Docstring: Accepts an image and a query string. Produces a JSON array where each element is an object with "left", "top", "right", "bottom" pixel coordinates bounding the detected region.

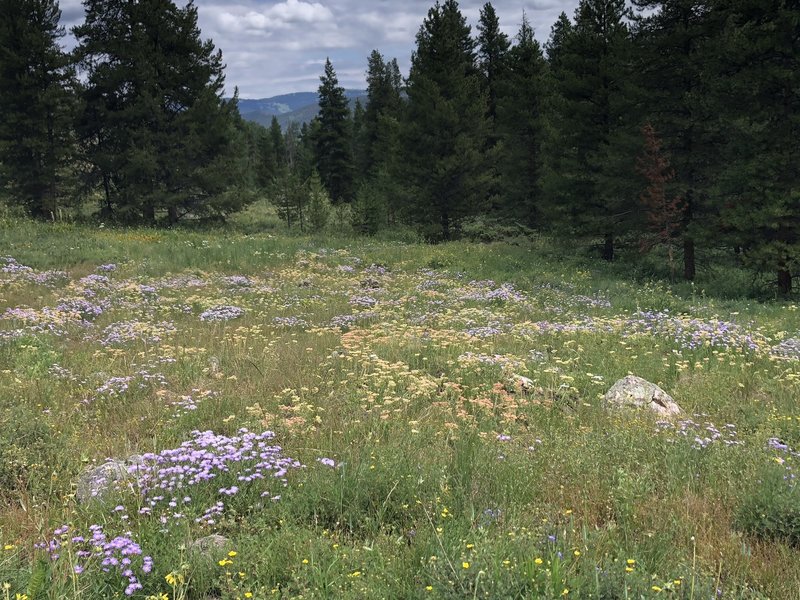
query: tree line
[{"left": 0, "top": 0, "right": 798, "bottom": 293}]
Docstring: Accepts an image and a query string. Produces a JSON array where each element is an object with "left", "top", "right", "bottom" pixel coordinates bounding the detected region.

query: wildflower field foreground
[{"left": 1, "top": 221, "right": 800, "bottom": 599}]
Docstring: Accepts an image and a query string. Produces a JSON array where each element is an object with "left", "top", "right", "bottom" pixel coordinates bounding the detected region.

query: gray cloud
[{"left": 59, "top": 0, "right": 580, "bottom": 98}]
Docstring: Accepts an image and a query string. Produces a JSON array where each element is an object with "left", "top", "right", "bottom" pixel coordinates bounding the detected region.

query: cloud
[
  {"left": 61, "top": 0, "right": 581, "bottom": 98},
  {"left": 215, "top": 0, "right": 334, "bottom": 33}
]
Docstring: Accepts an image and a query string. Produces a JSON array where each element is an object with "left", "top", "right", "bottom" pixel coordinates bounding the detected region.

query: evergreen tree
[
  {"left": 477, "top": 3, "right": 510, "bottom": 124},
  {"left": 632, "top": 0, "right": 717, "bottom": 280},
  {"left": 0, "top": 0, "right": 76, "bottom": 218},
  {"left": 315, "top": 58, "right": 354, "bottom": 204},
  {"left": 363, "top": 50, "right": 403, "bottom": 178},
  {"left": 361, "top": 50, "right": 404, "bottom": 225},
  {"left": 710, "top": 0, "right": 800, "bottom": 295},
  {"left": 542, "top": 0, "right": 634, "bottom": 260},
  {"left": 496, "top": 12, "right": 547, "bottom": 225},
  {"left": 73, "top": 0, "right": 245, "bottom": 223},
  {"left": 306, "top": 171, "right": 331, "bottom": 233},
  {"left": 636, "top": 122, "right": 686, "bottom": 280},
  {"left": 269, "top": 116, "right": 286, "bottom": 168},
  {"left": 352, "top": 98, "right": 367, "bottom": 183},
  {"left": 402, "top": 0, "right": 491, "bottom": 240}
]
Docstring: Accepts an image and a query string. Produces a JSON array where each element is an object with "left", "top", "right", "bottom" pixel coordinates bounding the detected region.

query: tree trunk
[
  {"left": 683, "top": 236, "right": 695, "bottom": 281},
  {"left": 601, "top": 232, "right": 614, "bottom": 261},
  {"left": 143, "top": 204, "right": 156, "bottom": 224},
  {"left": 168, "top": 205, "right": 179, "bottom": 224},
  {"left": 778, "top": 267, "right": 792, "bottom": 296},
  {"left": 441, "top": 211, "right": 450, "bottom": 241}
]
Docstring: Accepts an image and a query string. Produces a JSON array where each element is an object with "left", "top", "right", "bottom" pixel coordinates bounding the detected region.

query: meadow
[{"left": 1, "top": 215, "right": 799, "bottom": 599}]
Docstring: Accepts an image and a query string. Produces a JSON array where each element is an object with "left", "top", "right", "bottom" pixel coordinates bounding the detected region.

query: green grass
[{"left": 0, "top": 215, "right": 799, "bottom": 599}]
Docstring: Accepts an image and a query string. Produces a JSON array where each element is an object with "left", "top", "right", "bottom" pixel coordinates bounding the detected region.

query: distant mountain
[{"left": 236, "top": 90, "right": 367, "bottom": 128}]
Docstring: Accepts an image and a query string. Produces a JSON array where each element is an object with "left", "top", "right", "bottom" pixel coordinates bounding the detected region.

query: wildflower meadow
[{"left": 1, "top": 220, "right": 799, "bottom": 599}]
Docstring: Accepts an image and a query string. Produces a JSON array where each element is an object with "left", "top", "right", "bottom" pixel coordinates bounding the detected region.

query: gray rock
[
  {"left": 509, "top": 374, "right": 534, "bottom": 393},
  {"left": 604, "top": 376, "right": 682, "bottom": 417},
  {"left": 191, "top": 534, "right": 231, "bottom": 554},
  {"left": 75, "top": 460, "right": 131, "bottom": 504}
]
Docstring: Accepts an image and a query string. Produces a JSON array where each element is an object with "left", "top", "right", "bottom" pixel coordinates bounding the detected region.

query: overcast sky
[{"left": 58, "top": 0, "right": 580, "bottom": 99}]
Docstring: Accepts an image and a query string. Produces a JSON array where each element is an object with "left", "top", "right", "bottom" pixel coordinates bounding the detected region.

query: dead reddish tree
[{"left": 636, "top": 122, "right": 686, "bottom": 281}]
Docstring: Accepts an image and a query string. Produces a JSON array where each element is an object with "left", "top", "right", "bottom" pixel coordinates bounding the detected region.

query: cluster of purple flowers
[
  {"left": 37, "top": 524, "right": 153, "bottom": 596},
  {"left": 199, "top": 305, "right": 245, "bottom": 322},
  {"left": 465, "top": 322, "right": 510, "bottom": 338},
  {"left": 2, "top": 257, "right": 68, "bottom": 286},
  {"left": 459, "top": 281, "right": 526, "bottom": 303},
  {"left": 625, "top": 310, "right": 761, "bottom": 352},
  {"left": 364, "top": 264, "right": 389, "bottom": 276},
  {"left": 1, "top": 256, "right": 33, "bottom": 274},
  {"left": 97, "top": 263, "right": 117, "bottom": 272},
  {"left": 771, "top": 337, "right": 800, "bottom": 360},
  {"left": 458, "top": 352, "right": 525, "bottom": 371},
  {"left": 569, "top": 294, "right": 612, "bottom": 309},
  {"left": 170, "top": 389, "right": 217, "bottom": 418},
  {"left": 349, "top": 295, "right": 378, "bottom": 308},
  {"left": 92, "top": 368, "right": 167, "bottom": 402},
  {"left": 656, "top": 417, "right": 742, "bottom": 449},
  {"left": 56, "top": 297, "right": 107, "bottom": 321},
  {"left": 98, "top": 320, "right": 177, "bottom": 346},
  {"left": 79, "top": 273, "right": 111, "bottom": 288},
  {"left": 128, "top": 429, "right": 302, "bottom": 527},
  {"left": 767, "top": 438, "right": 798, "bottom": 487},
  {"left": 272, "top": 316, "right": 307, "bottom": 328},
  {"left": 223, "top": 275, "right": 252, "bottom": 287}
]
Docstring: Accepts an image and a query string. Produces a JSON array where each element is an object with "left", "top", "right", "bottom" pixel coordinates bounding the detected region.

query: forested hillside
[{"left": 0, "top": 0, "right": 798, "bottom": 294}]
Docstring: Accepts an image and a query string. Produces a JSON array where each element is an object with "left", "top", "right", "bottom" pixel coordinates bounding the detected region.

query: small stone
[
  {"left": 191, "top": 534, "right": 231, "bottom": 554},
  {"left": 509, "top": 374, "right": 534, "bottom": 393},
  {"left": 604, "top": 375, "right": 682, "bottom": 417}
]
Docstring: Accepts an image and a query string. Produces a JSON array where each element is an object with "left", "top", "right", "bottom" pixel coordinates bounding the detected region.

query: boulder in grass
[
  {"left": 604, "top": 376, "right": 682, "bottom": 417},
  {"left": 75, "top": 455, "right": 145, "bottom": 504}
]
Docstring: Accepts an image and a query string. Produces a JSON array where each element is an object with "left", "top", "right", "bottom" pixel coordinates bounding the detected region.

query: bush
[{"left": 735, "top": 461, "right": 800, "bottom": 547}]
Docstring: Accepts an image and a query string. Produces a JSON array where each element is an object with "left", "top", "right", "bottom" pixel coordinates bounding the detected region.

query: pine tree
[
  {"left": 477, "top": 3, "right": 510, "bottom": 124},
  {"left": 632, "top": 0, "right": 716, "bottom": 280},
  {"left": 269, "top": 116, "right": 286, "bottom": 168},
  {"left": 73, "top": 0, "right": 244, "bottom": 223},
  {"left": 496, "top": 12, "right": 547, "bottom": 225},
  {"left": 315, "top": 58, "right": 354, "bottom": 204},
  {"left": 636, "top": 122, "right": 686, "bottom": 280},
  {"left": 402, "top": 0, "right": 491, "bottom": 240},
  {"left": 0, "top": 0, "right": 76, "bottom": 218},
  {"left": 306, "top": 171, "right": 331, "bottom": 233},
  {"left": 352, "top": 98, "right": 367, "bottom": 183},
  {"left": 542, "top": 0, "right": 634, "bottom": 260},
  {"left": 710, "top": 0, "right": 800, "bottom": 295},
  {"left": 363, "top": 50, "right": 403, "bottom": 178}
]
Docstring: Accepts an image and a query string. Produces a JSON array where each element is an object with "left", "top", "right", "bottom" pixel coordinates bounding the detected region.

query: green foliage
[
  {"left": 477, "top": 2, "right": 510, "bottom": 124},
  {"left": 314, "top": 59, "right": 355, "bottom": 204},
  {"left": 0, "top": 0, "right": 76, "bottom": 218},
  {"left": 306, "top": 171, "right": 331, "bottom": 233},
  {"left": 73, "top": 0, "right": 246, "bottom": 223},
  {"left": 495, "top": 13, "right": 547, "bottom": 226},
  {"left": 351, "top": 182, "right": 386, "bottom": 236},
  {"left": 735, "top": 462, "right": 800, "bottom": 548},
  {"left": 543, "top": 0, "right": 637, "bottom": 262},
  {"left": 710, "top": 0, "right": 800, "bottom": 295},
  {"left": 401, "top": 0, "right": 493, "bottom": 241}
]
